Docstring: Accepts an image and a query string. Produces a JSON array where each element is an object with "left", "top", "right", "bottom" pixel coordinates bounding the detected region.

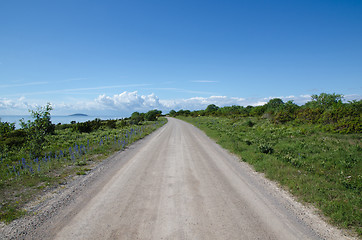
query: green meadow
[{"left": 175, "top": 93, "right": 361, "bottom": 236}]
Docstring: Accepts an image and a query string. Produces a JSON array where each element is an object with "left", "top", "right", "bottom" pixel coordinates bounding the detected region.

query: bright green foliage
[
  {"left": 20, "top": 103, "right": 55, "bottom": 157},
  {"left": 172, "top": 93, "right": 361, "bottom": 134},
  {"left": 308, "top": 93, "right": 343, "bottom": 109},
  {"left": 258, "top": 143, "right": 274, "bottom": 154}
]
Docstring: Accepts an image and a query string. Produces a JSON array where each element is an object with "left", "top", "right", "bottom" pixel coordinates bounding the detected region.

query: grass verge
[
  {"left": 0, "top": 118, "right": 167, "bottom": 223},
  {"left": 179, "top": 116, "right": 361, "bottom": 237}
]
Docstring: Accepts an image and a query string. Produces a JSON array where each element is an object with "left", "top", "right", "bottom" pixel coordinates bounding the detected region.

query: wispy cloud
[
  {"left": 57, "top": 78, "right": 88, "bottom": 83},
  {"left": 62, "top": 84, "right": 152, "bottom": 92},
  {"left": 191, "top": 80, "right": 218, "bottom": 83},
  {"left": 0, "top": 81, "right": 48, "bottom": 88},
  {"left": 4, "top": 84, "right": 152, "bottom": 97},
  {"left": 146, "top": 87, "right": 215, "bottom": 95}
]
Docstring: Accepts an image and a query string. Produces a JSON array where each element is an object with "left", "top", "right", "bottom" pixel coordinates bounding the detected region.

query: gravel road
[{"left": 1, "top": 118, "right": 354, "bottom": 239}]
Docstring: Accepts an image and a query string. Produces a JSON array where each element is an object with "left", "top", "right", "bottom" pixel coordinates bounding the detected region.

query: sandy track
[{"left": 1, "top": 118, "right": 354, "bottom": 239}]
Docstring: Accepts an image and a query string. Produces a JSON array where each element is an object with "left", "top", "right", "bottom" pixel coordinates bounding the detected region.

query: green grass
[
  {"left": 0, "top": 118, "right": 167, "bottom": 223},
  {"left": 179, "top": 116, "right": 361, "bottom": 236}
]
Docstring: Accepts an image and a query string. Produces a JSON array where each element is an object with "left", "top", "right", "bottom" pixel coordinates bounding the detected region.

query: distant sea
[{"left": 0, "top": 115, "right": 126, "bottom": 129}]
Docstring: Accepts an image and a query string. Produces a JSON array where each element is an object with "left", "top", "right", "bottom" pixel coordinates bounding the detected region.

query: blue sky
[{"left": 1, "top": 0, "right": 361, "bottom": 116}]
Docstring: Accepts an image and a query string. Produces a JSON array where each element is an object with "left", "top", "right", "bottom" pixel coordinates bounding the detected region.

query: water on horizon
[{"left": 0, "top": 115, "right": 126, "bottom": 129}]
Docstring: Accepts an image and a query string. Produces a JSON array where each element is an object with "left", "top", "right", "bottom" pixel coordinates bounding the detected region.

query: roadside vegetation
[
  {"left": 0, "top": 105, "right": 166, "bottom": 223},
  {"left": 172, "top": 93, "right": 361, "bottom": 236}
]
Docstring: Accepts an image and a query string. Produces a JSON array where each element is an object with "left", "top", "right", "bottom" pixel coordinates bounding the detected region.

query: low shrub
[{"left": 258, "top": 143, "right": 274, "bottom": 154}]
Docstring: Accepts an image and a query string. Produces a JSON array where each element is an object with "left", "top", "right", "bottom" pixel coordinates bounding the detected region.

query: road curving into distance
[{"left": 19, "top": 117, "right": 352, "bottom": 239}]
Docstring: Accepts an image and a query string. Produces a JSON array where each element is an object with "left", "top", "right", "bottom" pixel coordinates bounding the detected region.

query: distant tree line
[
  {"left": 129, "top": 109, "right": 163, "bottom": 125},
  {"left": 168, "top": 93, "right": 361, "bottom": 134}
]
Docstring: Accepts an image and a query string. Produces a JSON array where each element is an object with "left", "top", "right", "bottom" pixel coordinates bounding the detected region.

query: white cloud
[
  {"left": 0, "top": 97, "right": 37, "bottom": 115},
  {"left": 1, "top": 92, "right": 361, "bottom": 116},
  {"left": 95, "top": 91, "right": 162, "bottom": 111},
  {"left": 262, "top": 95, "right": 311, "bottom": 105},
  {"left": 160, "top": 95, "right": 248, "bottom": 111}
]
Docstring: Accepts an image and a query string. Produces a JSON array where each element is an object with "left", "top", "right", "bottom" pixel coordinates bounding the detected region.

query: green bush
[
  {"left": 72, "top": 121, "right": 92, "bottom": 133},
  {"left": 258, "top": 143, "right": 274, "bottom": 154},
  {"left": 72, "top": 118, "right": 102, "bottom": 133},
  {"left": 245, "top": 120, "right": 255, "bottom": 127},
  {"left": 0, "top": 129, "right": 27, "bottom": 149},
  {"left": 131, "top": 112, "right": 143, "bottom": 125},
  {"left": 19, "top": 103, "right": 55, "bottom": 157},
  {"left": 0, "top": 121, "right": 15, "bottom": 135},
  {"left": 296, "top": 107, "right": 324, "bottom": 124},
  {"left": 273, "top": 110, "right": 295, "bottom": 124},
  {"left": 145, "top": 110, "right": 162, "bottom": 121},
  {"left": 105, "top": 119, "right": 117, "bottom": 129}
]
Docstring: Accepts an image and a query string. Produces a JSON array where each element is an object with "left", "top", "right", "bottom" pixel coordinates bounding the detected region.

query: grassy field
[
  {"left": 0, "top": 117, "right": 167, "bottom": 223},
  {"left": 179, "top": 116, "right": 361, "bottom": 236}
]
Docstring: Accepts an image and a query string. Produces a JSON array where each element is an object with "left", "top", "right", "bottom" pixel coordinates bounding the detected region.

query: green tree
[
  {"left": 130, "top": 112, "right": 143, "bottom": 125},
  {"left": 205, "top": 104, "right": 219, "bottom": 113},
  {"left": 308, "top": 93, "right": 343, "bottom": 109},
  {"left": 169, "top": 110, "right": 176, "bottom": 117},
  {"left": 145, "top": 110, "right": 162, "bottom": 121},
  {"left": 177, "top": 109, "right": 191, "bottom": 116},
  {"left": 265, "top": 98, "right": 284, "bottom": 112},
  {"left": 20, "top": 103, "right": 55, "bottom": 157}
]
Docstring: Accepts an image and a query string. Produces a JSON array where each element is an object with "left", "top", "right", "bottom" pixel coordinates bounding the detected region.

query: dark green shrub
[
  {"left": 0, "top": 129, "right": 27, "bottom": 149},
  {"left": 119, "top": 119, "right": 127, "bottom": 127},
  {"left": 131, "top": 112, "right": 143, "bottom": 125},
  {"left": 145, "top": 110, "right": 162, "bottom": 121},
  {"left": 105, "top": 119, "right": 117, "bottom": 129},
  {"left": 258, "top": 143, "right": 274, "bottom": 154},
  {"left": 0, "top": 121, "right": 15, "bottom": 135},
  {"left": 169, "top": 110, "right": 176, "bottom": 116},
  {"left": 72, "top": 118, "right": 102, "bottom": 133},
  {"left": 250, "top": 105, "right": 266, "bottom": 116},
  {"left": 296, "top": 107, "right": 324, "bottom": 123},
  {"left": 245, "top": 120, "right": 255, "bottom": 127},
  {"left": 205, "top": 104, "right": 219, "bottom": 114},
  {"left": 176, "top": 109, "right": 191, "bottom": 116},
  {"left": 72, "top": 121, "right": 92, "bottom": 133},
  {"left": 273, "top": 110, "right": 295, "bottom": 124},
  {"left": 265, "top": 98, "right": 284, "bottom": 113}
]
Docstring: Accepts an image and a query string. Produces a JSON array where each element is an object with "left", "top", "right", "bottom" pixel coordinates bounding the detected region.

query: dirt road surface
[{"left": 1, "top": 118, "right": 354, "bottom": 239}]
